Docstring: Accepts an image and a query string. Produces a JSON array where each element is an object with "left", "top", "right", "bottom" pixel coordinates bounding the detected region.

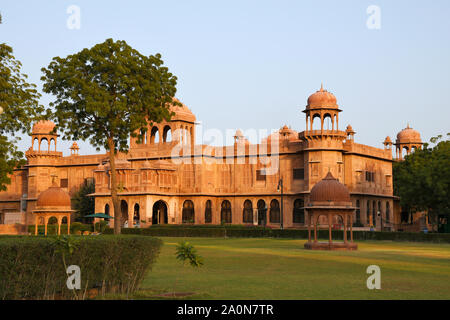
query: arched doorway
[
  {"left": 257, "top": 200, "right": 267, "bottom": 226},
  {"left": 182, "top": 200, "right": 195, "bottom": 224},
  {"left": 152, "top": 200, "right": 168, "bottom": 224},
  {"left": 293, "top": 199, "right": 305, "bottom": 224},
  {"left": 243, "top": 200, "right": 253, "bottom": 224},
  {"left": 205, "top": 200, "right": 212, "bottom": 223},
  {"left": 269, "top": 199, "right": 280, "bottom": 223},
  {"left": 221, "top": 200, "right": 232, "bottom": 224},
  {"left": 133, "top": 204, "right": 140, "bottom": 227},
  {"left": 120, "top": 200, "right": 128, "bottom": 227}
]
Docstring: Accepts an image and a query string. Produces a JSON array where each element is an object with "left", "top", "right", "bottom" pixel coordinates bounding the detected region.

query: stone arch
[
  {"left": 152, "top": 200, "right": 168, "bottom": 224},
  {"left": 269, "top": 199, "right": 280, "bottom": 223},
  {"left": 221, "top": 200, "right": 232, "bottom": 224},
  {"left": 33, "top": 138, "right": 39, "bottom": 151},
  {"left": 163, "top": 125, "right": 172, "bottom": 142},
  {"left": 49, "top": 138, "right": 56, "bottom": 152},
  {"left": 150, "top": 126, "right": 160, "bottom": 144},
  {"left": 205, "top": 200, "right": 212, "bottom": 223},
  {"left": 257, "top": 199, "right": 267, "bottom": 225},
  {"left": 120, "top": 200, "right": 128, "bottom": 227},
  {"left": 40, "top": 138, "right": 49, "bottom": 151},
  {"left": 242, "top": 199, "right": 253, "bottom": 223},
  {"left": 293, "top": 198, "right": 305, "bottom": 224},
  {"left": 133, "top": 203, "right": 140, "bottom": 226},
  {"left": 323, "top": 113, "right": 333, "bottom": 130},
  {"left": 311, "top": 113, "right": 321, "bottom": 130},
  {"left": 182, "top": 200, "right": 195, "bottom": 223}
]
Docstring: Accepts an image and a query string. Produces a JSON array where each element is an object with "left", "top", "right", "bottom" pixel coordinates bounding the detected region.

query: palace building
[{"left": 0, "top": 86, "right": 423, "bottom": 232}]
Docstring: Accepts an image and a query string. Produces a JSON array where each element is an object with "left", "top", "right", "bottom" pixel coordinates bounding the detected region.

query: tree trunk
[{"left": 108, "top": 137, "right": 121, "bottom": 235}]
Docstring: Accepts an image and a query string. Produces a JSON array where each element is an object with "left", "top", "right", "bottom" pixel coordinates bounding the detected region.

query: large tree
[
  {"left": 0, "top": 43, "right": 42, "bottom": 191},
  {"left": 393, "top": 134, "right": 450, "bottom": 231},
  {"left": 41, "top": 38, "right": 178, "bottom": 234},
  {"left": 72, "top": 180, "right": 95, "bottom": 223}
]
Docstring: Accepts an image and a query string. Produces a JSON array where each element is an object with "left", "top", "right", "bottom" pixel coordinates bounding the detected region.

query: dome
[
  {"left": 36, "top": 183, "right": 71, "bottom": 208},
  {"left": 310, "top": 172, "right": 351, "bottom": 203},
  {"left": 170, "top": 98, "right": 196, "bottom": 123},
  {"left": 396, "top": 124, "right": 422, "bottom": 143},
  {"left": 32, "top": 120, "right": 56, "bottom": 135},
  {"left": 384, "top": 136, "right": 392, "bottom": 144},
  {"left": 70, "top": 142, "right": 79, "bottom": 150},
  {"left": 306, "top": 84, "right": 338, "bottom": 109},
  {"left": 265, "top": 125, "right": 298, "bottom": 142}
]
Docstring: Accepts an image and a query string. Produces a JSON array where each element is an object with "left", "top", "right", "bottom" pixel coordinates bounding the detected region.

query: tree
[
  {"left": 72, "top": 180, "right": 95, "bottom": 223},
  {"left": 173, "top": 241, "right": 203, "bottom": 296},
  {"left": 0, "top": 43, "right": 42, "bottom": 191},
  {"left": 393, "top": 134, "right": 450, "bottom": 231},
  {"left": 41, "top": 38, "right": 178, "bottom": 234}
]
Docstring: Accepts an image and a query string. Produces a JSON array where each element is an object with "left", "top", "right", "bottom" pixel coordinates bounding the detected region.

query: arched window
[
  {"left": 386, "top": 202, "right": 390, "bottom": 223},
  {"left": 293, "top": 199, "right": 304, "bottom": 224},
  {"left": 243, "top": 200, "right": 253, "bottom": 223},
  {"left": 163, "top": 125, "right": 172, "bottom": 143},
  {"left": 40, "top": 138, "right": 49, "bottom": 151},
  {"left": 355, "top": 200, "right": 361, "bottom": 224},
  {"left": 221, "top": 200, "right": 232, "bottom": 224},
  {"left": 269, "top": 199, "right": 280, "bottom": 223},
  {"left": 205, "top": 200, "right": 212, "bottom": 223},
  {"left": 182, "top": 200, "right": 195, "bottom": 223},
  {"left": 49, "top": 139, "right": 56, "bottom": 151},
  {"left": 104, "top": 204, "right": 110, "bottom": 222},
  {"left": 150, "top": 126, "right": 159, "bottom": 144},
  {"left": 312, "top": 113, "right": 321, "bottom": 130},
  {"left": 366, "top": 201, "right": 370, "bottom": 225}
]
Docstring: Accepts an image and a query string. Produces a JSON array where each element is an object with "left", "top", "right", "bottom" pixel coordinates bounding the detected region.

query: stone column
[
  {"left": 344, "top": 214, "right": 348, "bottom": 243},
  {"left": 328, "top": 213, "right": 332, "bottom": 244}
]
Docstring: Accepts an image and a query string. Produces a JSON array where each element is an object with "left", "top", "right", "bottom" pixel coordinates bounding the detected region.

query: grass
[{"left": 130, "top": 237, "right": 450, "bottom": 300}]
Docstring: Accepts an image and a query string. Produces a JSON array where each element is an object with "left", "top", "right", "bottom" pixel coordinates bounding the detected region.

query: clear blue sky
[{"left": 1, "top": 0, "right": 449, "bottom": 155}]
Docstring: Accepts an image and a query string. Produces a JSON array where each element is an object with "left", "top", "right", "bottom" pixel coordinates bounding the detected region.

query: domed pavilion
[
  {"left": 304, "top": 172, "right": 357, "bottom": 250},
  {"left": 32, "top": 179, "right": 74, "bottom": 235}
]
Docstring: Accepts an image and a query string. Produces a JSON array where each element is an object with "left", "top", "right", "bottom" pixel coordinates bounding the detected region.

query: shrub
[
  {"left": 28, "top": 223, "right": 93, "bottom": 235},
  {"left": 105, "top": 225, "right": 450, "bottom": 243},
  {"left": 0, "top": 235, "right": 163, "bottom": 300}
]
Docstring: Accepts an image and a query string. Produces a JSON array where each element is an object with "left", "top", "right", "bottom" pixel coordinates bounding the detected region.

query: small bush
[
  {"left": 28, "top": 223, "right": 93, "bottom": 235},
  {"left": 0, "top": 235, "right": 163, "bottom": 300}
]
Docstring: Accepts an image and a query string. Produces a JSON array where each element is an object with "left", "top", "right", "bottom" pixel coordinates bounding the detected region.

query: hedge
[
  {"left": 0, "top": 235, "right": 162, "bottom": 300},
  {"left": 106, "top": 226, "right": 450, "bottom": 243}
]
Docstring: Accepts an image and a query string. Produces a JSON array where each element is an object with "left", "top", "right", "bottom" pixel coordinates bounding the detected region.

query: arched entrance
[
  {"left": 120, "top": 200, "right": 128, "bottom": 227},
  {"left": 257, "top": 200, "right": 267, "bottom": 226},
  {"left": 152, "top": 200, "right": 168, "bottom": 224},
  {"left": 182, "top": 200, "right": 195, "bottom": 224},
  {"left": 133, "top": 204, "right": 140, "bottom": 227}
]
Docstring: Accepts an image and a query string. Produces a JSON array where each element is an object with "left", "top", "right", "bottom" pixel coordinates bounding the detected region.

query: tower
[
  {"left": 394, "top": 124, "right": 423, "bottom": 160},
  {"left": 300, "top": 85, "right": 347, "bottom": 187}
]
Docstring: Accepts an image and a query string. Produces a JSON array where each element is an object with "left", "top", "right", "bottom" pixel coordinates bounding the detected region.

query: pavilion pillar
[
  {"left": 307, "top": 211, "right": 311, "bottom": 242},
  {"left": 44, "top": 217, "right": 48, "bottom": 236},
  {"left": 344, "top": 214, "right": 348, "bottom": 243},
  {"left": 328, "top": 213, "right": 332, "bottom": 244},
  {"left": 67, "top": 215, "right": 71, "bottom": 235},
  {"left": 313, "top": 213, "right": 317, "bottom": 243},
  {"left": 58, "top": 218, "right": 61, "bottom": 236},
  {"left": 350, "top": 215, "right": 353, "bottom": 242},
  {"left": 35, "top": 215, "right": 38, "bottom": 236}
]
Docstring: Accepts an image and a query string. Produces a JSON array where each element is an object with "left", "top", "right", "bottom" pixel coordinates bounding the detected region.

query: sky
[{"left": 1, "top": 0, "right": 449, "bottom": 156}]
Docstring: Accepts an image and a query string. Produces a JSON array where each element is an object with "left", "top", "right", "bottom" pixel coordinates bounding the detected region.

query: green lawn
[{"left": 133, "top": 237, "right": 450, "bottom": 300}]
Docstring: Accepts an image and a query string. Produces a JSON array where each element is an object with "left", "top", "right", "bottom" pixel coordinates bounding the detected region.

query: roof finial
[
  {"left": 407, "top": 122, "right": 410, "bottom": 129},
  {"left": 320, "top": 83, "right": 324, "bottom": 91}
]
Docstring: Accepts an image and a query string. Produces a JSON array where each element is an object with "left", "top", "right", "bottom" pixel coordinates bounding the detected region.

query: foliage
[
  {"left": 40, "top": 38, "right": 179, "bottom": 234},
  {"left": 175, "top": 241, "right": 204, "bottom": 268},
  {"left": 94, "top": 220, "right": 109, "bottom": 233},
  {"left": 72, "top": 180, "right": 95, "bottom": 222},
  {"left": 0, "top": 235, "right": 162, "bottom": 299},
  {"left": 110, "top": 226, "right": 450, "bottom": 243},
  {"left": 0, "top": 43, "right": 43, "bottom": 191},
  {"left": 394, "top": 134, "right": 450, "bottom": 230}
]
